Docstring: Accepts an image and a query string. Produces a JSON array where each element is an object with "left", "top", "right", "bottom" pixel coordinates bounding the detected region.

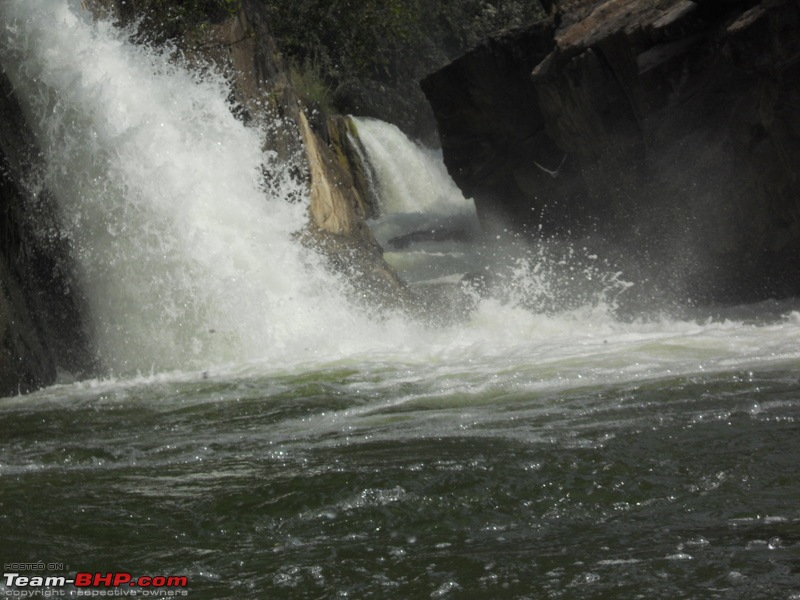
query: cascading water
[
  {"left": 352, "top": 117, "right": 482, "bottom": 285},
  {"left": 1, "top": 2, "right": 799, "bottom": 599},
  {"left": 0, "top": 0, "right": 375, "bottom": 374},
  {"left": 352, "top": 117, "right": 475, "bottom": 219},
  {"left": 353, "top": 116, "right": 636, "bottom": 314}
]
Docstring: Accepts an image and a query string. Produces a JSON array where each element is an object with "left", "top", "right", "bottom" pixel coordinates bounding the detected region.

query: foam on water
[{"left": 0, "top": 0, "right": 799, "bottom": 390}]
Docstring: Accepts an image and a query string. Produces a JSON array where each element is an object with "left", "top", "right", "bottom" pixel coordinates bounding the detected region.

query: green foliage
[
  {"left": 289, "top": 59, "right": 335, "bottom": 116},
  {"left": 261, "top": 0, "right": 420, "bottom": 83},
  {"left": 261, "top": 0, "right": 544, "bottom": 80},
  {"left": 259, "top": 0, "right": 545, "bottom": 132}
]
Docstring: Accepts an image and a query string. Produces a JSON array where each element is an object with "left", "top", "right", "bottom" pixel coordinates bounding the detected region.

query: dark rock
[
  {"left": 423, "top": 0, "right": 800, "bottom": 303},
  {"left": 0, "top": 72, "right": 96, "bottom": 395},
  {"left": 421, "top": 21, "right": 571, "bottom": 234},
  {"left": 333, "top": 77, "right": 438, "bottom": 145},
  {"left": 649, "top": 1, "right": 702, "bottom": 42}
]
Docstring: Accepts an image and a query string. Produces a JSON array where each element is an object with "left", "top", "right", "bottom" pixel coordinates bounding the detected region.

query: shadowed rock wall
[
  {"left": 423, "top": 0, "right": 800, "bottom": 303},
  {"left": 0, "top": 72, "right": 95, "bottom": 395}
]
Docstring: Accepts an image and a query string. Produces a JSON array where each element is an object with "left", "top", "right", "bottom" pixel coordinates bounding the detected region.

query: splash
[
  {"left": 0, "top": 0, "right": 797, "bottom": 387},
  {"left": 353, "top": 116, "right": 632, "bottom": 313},
  {"left": 0, "top": 0, "right": 364, "bottom": 373}
]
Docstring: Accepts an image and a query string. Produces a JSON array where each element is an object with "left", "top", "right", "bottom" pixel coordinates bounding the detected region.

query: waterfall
[
  {"left": 0, "top": 0, "right": 369, "bottom": 373},
  {"left": 352, "top": 118, "right": 476, "bottom": 218},
  {"left": 1, "top": 0, "right": 763, "bottom": 387},
  {"left": 352, "top": 117, "right": 482, "bottom": 284}
]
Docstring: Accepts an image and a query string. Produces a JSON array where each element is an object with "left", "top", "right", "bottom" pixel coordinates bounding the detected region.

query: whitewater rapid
[{"left": 0, "top": 0, "right": 799, "bottom": 391}]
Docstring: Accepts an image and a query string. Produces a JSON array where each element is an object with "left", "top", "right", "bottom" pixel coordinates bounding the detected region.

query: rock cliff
[{"left": 422, "top": 0, "right": 800, "bottom": 303}]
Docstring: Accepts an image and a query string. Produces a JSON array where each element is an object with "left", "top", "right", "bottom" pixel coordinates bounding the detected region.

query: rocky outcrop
[
  {"left": 296, "top": 110, "right": 414, "bottom": 309},
  {"left": 422, "top": 21, "right": 560, "bottom": 232},
  {"left": 325, "top": 115, "right": 380, "bottom": 221},
  {"left": 422, "top": 0, "right": 800, "bottom": 303},
  {"left": 190, "top": 0, "right": 411, "bottom": 307}
]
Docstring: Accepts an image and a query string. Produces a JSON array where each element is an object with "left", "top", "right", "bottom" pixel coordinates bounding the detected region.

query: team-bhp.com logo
[{"left": 3, "top": 571, "right": 189, "bottom": 597}]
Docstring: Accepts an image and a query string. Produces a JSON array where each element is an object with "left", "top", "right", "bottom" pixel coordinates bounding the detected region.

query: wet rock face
[
  {"left": 423, "top": 0, "right": 800, "bottom": 303},
  {"left": 421, "top": 22, "right": 560, "bottom": 234},
  {"left": 0, "top": 73, "right": 96, "bottom": 395}
]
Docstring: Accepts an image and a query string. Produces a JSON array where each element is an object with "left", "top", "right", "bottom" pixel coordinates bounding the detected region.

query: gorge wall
[{"left": 422, "top": 0, "right": 800, "bottom": 303}]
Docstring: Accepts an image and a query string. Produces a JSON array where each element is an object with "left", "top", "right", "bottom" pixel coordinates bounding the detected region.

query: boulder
[{"left": 422, "top": 0, "right": 800, "bottom": 303}]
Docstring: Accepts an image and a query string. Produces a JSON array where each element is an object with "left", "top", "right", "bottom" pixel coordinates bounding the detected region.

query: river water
[
  {"left": 1, "top": 2, "right": 799, "bottom": 599},
  {"left": 3, "top": 319, "right": 800, "bottom": 599}
]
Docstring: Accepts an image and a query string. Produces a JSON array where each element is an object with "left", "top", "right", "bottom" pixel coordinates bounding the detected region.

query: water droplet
[
  {"left": 684, "top": 536, "right": 710, "bottom": 547},
  {"left": 431, "top": 581, "right": 461, "bottom": 598}
]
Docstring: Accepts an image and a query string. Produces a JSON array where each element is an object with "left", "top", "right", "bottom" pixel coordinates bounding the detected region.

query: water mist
[{"left": 0, "top": 0, "right": 369, "bottom": 374}]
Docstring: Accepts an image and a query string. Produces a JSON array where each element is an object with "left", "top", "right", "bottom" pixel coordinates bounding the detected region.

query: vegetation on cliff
[
  {"left": 106, "top": 0, "right": 241, "bottom": 43},
  {"left": 260, "top": 0, "right": 545, "bottom": 137}
]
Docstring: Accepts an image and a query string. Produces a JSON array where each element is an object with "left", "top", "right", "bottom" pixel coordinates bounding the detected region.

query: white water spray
[
  {"left": 0, "top": 0, "right": 367, "bottom": 373},
  {"left": 353, "top": 118, "right": 475, "bottom": 218},
  {"left": 1, "top": 0, "right": 798, "bottom": 388}
]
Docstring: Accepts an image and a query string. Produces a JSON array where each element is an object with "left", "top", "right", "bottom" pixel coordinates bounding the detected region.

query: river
[{"left": 1, "top": 2, "right": 799, "bottom": 599}]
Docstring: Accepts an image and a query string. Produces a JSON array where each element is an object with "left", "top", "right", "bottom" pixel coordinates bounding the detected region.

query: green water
[
  {"left": 0, "top": 3, "right": 799, "bottom": 598},
  {"left": 2, "top": 360, "right": 799, "bottom": 599}
]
